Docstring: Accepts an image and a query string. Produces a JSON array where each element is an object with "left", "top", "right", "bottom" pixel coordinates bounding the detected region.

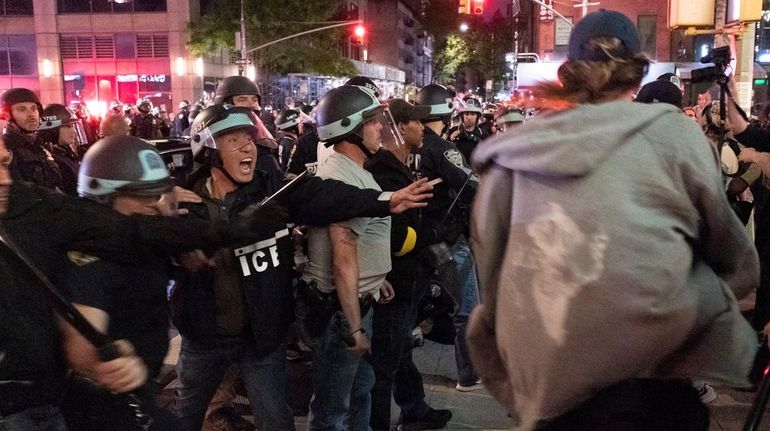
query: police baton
[
  {"left": 0, "top": 226, "right": 154, "bottom": 430},
  {"left": 258, "top": 169, "right": 310, "bottom": 208}
]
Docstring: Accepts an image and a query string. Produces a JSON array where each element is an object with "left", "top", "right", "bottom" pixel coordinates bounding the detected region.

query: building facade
[{"left": 0, "top": 0, "right": 433, "bottom": 116}]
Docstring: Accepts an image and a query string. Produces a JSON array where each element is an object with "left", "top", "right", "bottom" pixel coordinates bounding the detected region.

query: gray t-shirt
[{"left": 302, "top": 151, "right": 392, "bottom": 296}]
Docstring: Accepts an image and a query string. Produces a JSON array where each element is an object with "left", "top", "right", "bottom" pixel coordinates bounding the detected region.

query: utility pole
[{"left": 237, "top": 0, "right": 248, "bottom": 77}]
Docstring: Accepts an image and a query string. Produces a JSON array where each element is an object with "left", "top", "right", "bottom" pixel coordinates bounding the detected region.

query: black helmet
[
  {"left": 345, "top": 76, "right": 382, "bottom": 100},
  {"left": 315, "top": 85, "right": 381, "bottom": 144},
  {"left": 137, "top": 98, "right": 153, "bottom": 113},
  {"left": 214, "top": 76, "right": 260, "bottom": 105},
  {"left": 0, "top": 88, "right": 42, "bottom": 117},
  {"left": 78, "top": 135, "right": 172, "bottom": 202},
  {"left": 415, "top": 84, "right": 454, "bottom": 120},
  {"left": 188, "top": 102, "right": 204, "bottom": 123},
  {"left": 39, "top": 104, "right": 78, "bottom": 130},
  {"left": 190, "top": 104, "right": 276, "bottom": 164},
  {"left": 275, "top": 109, "right": 301, "bottom": 131}
]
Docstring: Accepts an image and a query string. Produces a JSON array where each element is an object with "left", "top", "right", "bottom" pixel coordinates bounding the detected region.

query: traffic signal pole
[{"left": 244, "top": 20, "right": 363, "bottom": 54}]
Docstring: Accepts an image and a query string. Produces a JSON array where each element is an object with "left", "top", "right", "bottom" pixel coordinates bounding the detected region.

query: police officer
[
  {"left": 286, "top": 107, "right": 320, "bottom": 176},
  {"left": 0, "top": 133, "right": 279, "bottom": 431},
  {"left": 37, "top": 104, "right": 87, "bottom": 195},
  {"left": 345, "top": 75, "right": 383, "bottom": 100},
  {"left": 275, "top": 109, "right": 303, "bottom": 172},
  {"left": 496, "top": 105, "right": 526, "bottom": 133},
  {"left": 0, "top": 88, "right": 63, "bottom": 191},
  {"left": 59, "top": 136, "right": 184, "bottom": 430},
  {"left": 412, "top": 83, "right": 483, "bottom": 393},
  {"left": 447, "top": 97, "right": 486, "bottom": 163},
  {"left": 180, "top": 102, "right": 203, "bottom": 137},
  {"left": 214, "top": 75, "right": 282, "bottom": 181},
  {"left": 479, "top": 103, "right": 498, "bottom": 137},
  {"left": 171, "top": 104, "right": 432, "bottom": 431},
  {"left": 171, "top": 100, "right": 190, "bottom": 137},
  {"left": 129, "top": 98, "right": 162, "bottom": 140}
]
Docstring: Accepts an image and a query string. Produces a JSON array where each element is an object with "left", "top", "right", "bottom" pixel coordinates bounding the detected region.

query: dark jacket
[
  {"left": 409, "top": 127, "right": 477, "bottom": 223},
  {"left": 287, "top": 127, "right": 319, "bottom": 176},
  {"left": 172, "top": 168, "right": 393, "bottom": 357},
  {"left": 0, "top": 183, "right": 236, "bottom": 410},
  {"left": 277, "top": 133, "right": 297, "bottom": 173},
  {"left": 5, "top": 124, "right": 62, "bottom": 191},
  {"left": 365, "top": 150, "right": 442, "bottom": 299},
  {"left": 448, "top": 124, "right": 486, "bottom": 164},
  {"left": 50, "top": 145, "right": 80, "bottom": 196}
]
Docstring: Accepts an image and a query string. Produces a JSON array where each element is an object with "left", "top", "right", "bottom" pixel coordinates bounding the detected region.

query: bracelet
[{"left": 349, "top": 327, "right": 365, "bottom": 337}]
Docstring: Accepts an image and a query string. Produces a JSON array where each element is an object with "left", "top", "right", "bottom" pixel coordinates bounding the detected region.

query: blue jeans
[
  {"left": 437, "top": 235, "right": 480, "bottom": 386},
  {"left": 174, "top": 336, "right": 295, "bottom": 431},
  {"left": 307, "top": 309, "right": 375, "bottom": 431},
  {"left": 0, "top": 405, "right": 67, "bottom": 431}
]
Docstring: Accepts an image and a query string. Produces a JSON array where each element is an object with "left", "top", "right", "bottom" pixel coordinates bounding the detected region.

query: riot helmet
[
  {"left": 497, "top": 105, "right": 526, "bottom": 131},
  {"left": 461, "top": 97, "right": 483, "bottom": 114},
  {"left": 136, "top": 98, "right": 153, "bottom": 114},
  {"left": 109, "top": 99, "right": 123, "bottom": 115},
  {"left": 190, "top": 104, "right": 276, "bottom": 162},
  {"left": 0, "top": 88, "right": 42, "bottom": 118},
  {"left": 345, "top": 75, "right": 382, "bottom": 100},
  {"left": 214, "top": 76, "right": 260, "bottom": 105},
  {"left": 188, "top": 102, "right": 204, "bottom": 124},
  {"left": 415, "top": 84, "right": 454, "bottom": 122},
  {"left": 179, "top": 100, "right": 191, "bottom": 110},
  {"left": 275, "top": 109, "right": 301, "bottom": 132},
  {"left": 38, "top": 103, "right": 88, "bottom": 148},
  {"left": 78, "top": 135, "right": 172, "bottom": 204},
  {"left": 315, "top": 85, "right": 404, "bottom": 155}
]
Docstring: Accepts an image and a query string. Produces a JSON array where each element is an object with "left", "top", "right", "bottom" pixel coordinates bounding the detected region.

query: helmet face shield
[
  {"left": 73, "top": 121, "right": 88, "bottom": 147},
  {"left": 361, "top": 105, "right": 404, "bottom": 154},
  {"left": 193, "top": 107, "right": 277, "bottom": 157}
]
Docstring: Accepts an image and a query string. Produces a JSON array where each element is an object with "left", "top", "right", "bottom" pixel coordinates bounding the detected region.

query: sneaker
[
  {"left": 697, "top": 382, "right": 717, "bottom": 404},
  {"left": 398, "top": 407, "right": 453, "bottom": 430},
  {"left": 456, "top": 380, "right": 484, "bottom": 392}
]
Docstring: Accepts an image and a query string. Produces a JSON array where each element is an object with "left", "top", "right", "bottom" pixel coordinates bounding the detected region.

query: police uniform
[
  {"left": 408, "top": 127, "right": 477, "bottom": 220},
  {"left": 4, "top": 125, "right": 62, "bottom": 191},
  {"left": 50, "top": 145, "right": 79, "bottom": 196},
  {"left": 277, "top": 132, "right": 298, "bottom": 172},
  {"left": 130, "top": 112, "right": 162, "bottom": 140},
  {"left": 447, "top": 124, "right": 486, "bottom": 165},
  {"left": 287, "top": 127, "right": 319, "bottom": 176},
  {"left": 171, "top": 110, "right": 190, "bottom": 137}
]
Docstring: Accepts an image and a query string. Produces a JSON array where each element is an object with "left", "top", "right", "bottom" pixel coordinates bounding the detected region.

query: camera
[{"left": 691, "top": 46, "right": 732, "bottom": 84}]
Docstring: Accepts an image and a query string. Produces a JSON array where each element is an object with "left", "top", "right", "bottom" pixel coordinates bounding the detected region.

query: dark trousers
[
  {"left": 370, "top": 272, "right": 431, "bottom": 430},
  {"left": 537, "top": 379, "right": 709, "bottom": 431}
]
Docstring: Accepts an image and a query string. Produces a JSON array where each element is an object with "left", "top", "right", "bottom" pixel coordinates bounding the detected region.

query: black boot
[{"left": 398, "top": 407, "right": 453, "bottom": 430}]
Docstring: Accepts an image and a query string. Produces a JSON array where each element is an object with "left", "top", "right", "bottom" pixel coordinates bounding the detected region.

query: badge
[
  {"left": 443, "top": 149, "right": 464, "bottom": 169},
  {"left": 67, "top": 251, "right": 100, "bottom": 266}
]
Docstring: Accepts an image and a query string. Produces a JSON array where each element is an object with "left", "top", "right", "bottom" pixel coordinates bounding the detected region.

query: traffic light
[
  {"left": 458, "top": 0, "right": 470, "bottom": 14},
  {"left": 352, "top": 24, "right": 366, "bottom": 46},
  {"left": 471, "top": 0, "right": 484, "bottom": 14}
]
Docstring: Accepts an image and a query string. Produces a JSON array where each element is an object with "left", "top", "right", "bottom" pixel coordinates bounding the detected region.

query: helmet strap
[
  {"left": 211, "top": 152, "right": 243, "bottom": 187},
  {"left": 349, "top": 127, "right": 374, "bottom": 159}
]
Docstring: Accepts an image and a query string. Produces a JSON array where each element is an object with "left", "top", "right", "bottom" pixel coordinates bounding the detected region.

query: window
[
  {"left": 115, "top": 33, "right": 135, "bottom": 59},
  {"left": 58, "top": 0, "right": 166, "bottom": 13},
  {"left": 0, "top": 35, "right": 37, "bottom": 76},
  {"left": 637, "top": 15, "right": 657, "bottom": 58},
  {"left": 4, "top": 0, "right": 33, "bottom": 15},
  {"left": 60, "top": 33, "right": 168, "bottom": 59}
]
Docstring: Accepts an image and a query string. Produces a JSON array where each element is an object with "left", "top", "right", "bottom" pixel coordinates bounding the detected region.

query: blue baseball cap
[{"left": 568, "top": 10, "right": 642, "bottom": 61}]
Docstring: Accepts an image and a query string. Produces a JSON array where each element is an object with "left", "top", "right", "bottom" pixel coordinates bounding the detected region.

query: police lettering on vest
[{"left": 233, "top": 227, "right": 291, "bottom": 276}]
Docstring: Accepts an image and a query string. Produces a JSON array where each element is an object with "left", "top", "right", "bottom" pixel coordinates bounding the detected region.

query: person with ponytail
[{"left": 467, "top": 10, "right": 758, "bottom": 431}]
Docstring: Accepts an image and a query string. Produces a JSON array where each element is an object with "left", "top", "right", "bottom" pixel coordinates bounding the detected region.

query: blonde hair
[
  {"left": 534, "top": 37, "right": 650, "bottom": 105},
  {"left": 99, "top": 114, "right": 130, "bottom": 137}
]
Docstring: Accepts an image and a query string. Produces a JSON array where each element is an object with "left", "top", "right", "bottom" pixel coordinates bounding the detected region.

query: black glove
[{"left": 206, "top": 200, "right": 289, "bottom": 248}]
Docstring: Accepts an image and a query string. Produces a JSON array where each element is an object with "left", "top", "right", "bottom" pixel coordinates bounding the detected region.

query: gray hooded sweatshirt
[{"left": 467, "top": 100, "right": 759, "bottom": 430}]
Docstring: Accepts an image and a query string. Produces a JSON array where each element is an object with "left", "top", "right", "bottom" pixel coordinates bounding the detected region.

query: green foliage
[
  {"left": 433, "top": 10, "right": 513, "bottom": 86},
  {"left": 187, "top": 0, "right": 356, "bottom": 76},
  {"left": 433, "top": 34, "right": 470, "bottom": 84}
]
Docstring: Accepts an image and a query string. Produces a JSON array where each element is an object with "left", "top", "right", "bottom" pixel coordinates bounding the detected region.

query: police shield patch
[{"left": 443, "top": 149, "right": 464, "bottom": 168}]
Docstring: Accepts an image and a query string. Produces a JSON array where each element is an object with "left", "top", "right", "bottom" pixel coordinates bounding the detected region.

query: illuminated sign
[
  {"left": 64, "top": 74, "right": 82, "bottom": 81},
  {"left": 116, "top": 74, "right": 168, "bottom": 83}
]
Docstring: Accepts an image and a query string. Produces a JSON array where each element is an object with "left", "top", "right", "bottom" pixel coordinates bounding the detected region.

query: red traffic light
[
  {"left": 354, "top": 25, "right": 366, "bottom": 38},
  {"left": 471, "top": 0, "right": 484, "bottom": 14}
]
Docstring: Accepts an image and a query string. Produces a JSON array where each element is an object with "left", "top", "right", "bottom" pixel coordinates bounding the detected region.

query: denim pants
[
  {"left": 307, "top": 309, "right": 375, "bottom": 431},
  {"left": 174, "top": 336, "right": 295, "bottom": 431},
  {"left": 437, "top": 235, "right": 480, "bottom": 386},
  {"left": 0, "top": 405, "right": 67, "bottom": 431}
]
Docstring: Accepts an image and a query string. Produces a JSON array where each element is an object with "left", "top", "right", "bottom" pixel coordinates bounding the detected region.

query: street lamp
[{"left": 460, "top": 23, "right": 469, "bottom": 32}]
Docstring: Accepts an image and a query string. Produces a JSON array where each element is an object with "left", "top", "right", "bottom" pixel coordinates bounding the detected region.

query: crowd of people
[{"left": 4, "top": 8, "right": 770, "bottom": 431}]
